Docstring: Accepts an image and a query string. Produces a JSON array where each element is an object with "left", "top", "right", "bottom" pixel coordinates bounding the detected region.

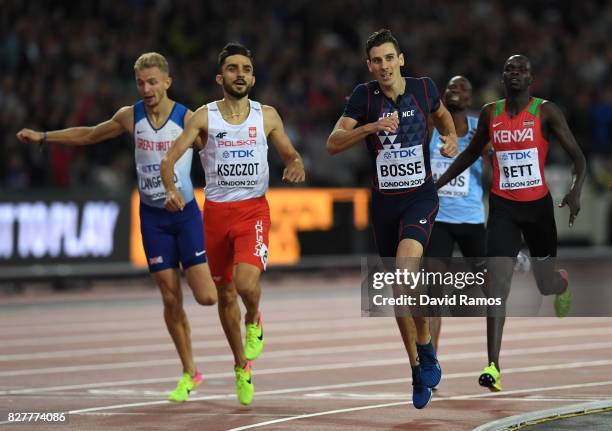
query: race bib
[
  {"left": 376, "top": 146, "right": 426, "bottom": 190},
  {"left": 215, "top": 149, "right": 260, "bottom": 188},
  {"left": 496, "top": 148, "right": 542, "bottom": 190},
  {"left": 137, "top": 164, "right": 182, "bottom": 201},
  {"left": 431, "top": 158, "right": 470, "bottom": 197}
]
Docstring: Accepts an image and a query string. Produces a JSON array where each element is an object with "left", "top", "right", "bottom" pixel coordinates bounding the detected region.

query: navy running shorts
[
  {"left": 140, "top": 198, "right": 207, "bottom": 272},
  {"left": 371, "top": 181, "right": 439, "bottom": 257}
]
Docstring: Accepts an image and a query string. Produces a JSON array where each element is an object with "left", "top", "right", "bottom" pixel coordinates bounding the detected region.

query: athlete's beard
[{"left": 223, "top": 80, "right": 252, "bottom": 99}]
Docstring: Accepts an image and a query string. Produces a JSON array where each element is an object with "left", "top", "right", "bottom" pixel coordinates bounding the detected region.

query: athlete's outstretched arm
[
  {"left": 326, "top": 114, "right": 398, "bottom": 155},
  {"left": 436, "top": 104, "right": 491, "bottom": 190},
  {"left": 542, "top": 102, "right": 587, "bottom": 227},
  {"left": 16, "top": 107, "right": 132, "bottom": 146},
  {"left": 430, "top": 103, "right": 458, "bottom": 157},
  {"left": 264, "top": 106, "right": 305, "bottom": 184},
  {"left": 161, "top": 107, "right": 207, "bottom": 212}
]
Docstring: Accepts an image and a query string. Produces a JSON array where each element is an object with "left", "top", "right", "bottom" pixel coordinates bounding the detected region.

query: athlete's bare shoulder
[
  {"left": 189, "top": 105, "right": 209, "bottom": 121},
  {"left": 193, "top": 105, "right": 209, "bottom": 117},
  {"left": 539, "top": 99, "right": 559, "bottom": 113},
  {"left": 261, "top": 104, "right": 283, "bottom": 135},
  {"left": 179, "top": 104, "right": 208, "bottom": 138},
  {"left": 261, "top": 104, "right": 279, "bottom": 114},
  {"left": 481, "top": 101, "right": 497, "bottom": 113},
  {"left": 262, "top": 104, "right": 282, "bottom": 123},
  {"left": 539, "top": 99, "right": 566, "bottom": 126},
  {"left": 184, "top": 108, "right": 195, "bottom": 121}
]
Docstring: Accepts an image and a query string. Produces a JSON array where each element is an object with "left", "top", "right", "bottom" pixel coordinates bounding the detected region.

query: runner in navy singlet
[{"left": 327, "top": 29, "right": 458, "bottom": 409}]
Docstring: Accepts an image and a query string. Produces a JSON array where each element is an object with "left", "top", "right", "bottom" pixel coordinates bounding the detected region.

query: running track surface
[{"left": 1, "top": 273, "right": 611, "bottom": 430}]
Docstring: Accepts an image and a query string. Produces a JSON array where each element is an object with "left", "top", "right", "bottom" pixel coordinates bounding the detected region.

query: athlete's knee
[
  {"left": 155, "top": 279, "right": 181, "bottom": 313},
  {"left": 194, "top": 289, "right": 217, "bottom": 306},
  {"left": 191, "top": 278, "right": 218, "bottom": 306},
  {"left": 184, "top": 263, "right": 218, "bottom": 306},
  {"left": 413, "top": 316, "right": 428, "bottom": 327},
  {"left": 161, "top": 291, "right": 183, "bottom": 316},
  {"left": 217, "top": 285, "right": 238, "bottom": 306},
  {"left": 233, "top": 273, "right": 259, "bottom": 297}
]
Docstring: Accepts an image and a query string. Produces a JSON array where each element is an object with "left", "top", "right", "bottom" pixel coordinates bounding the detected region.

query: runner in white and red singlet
[{"left": 160, "top": 43, "right": 305, "bottom": 406}]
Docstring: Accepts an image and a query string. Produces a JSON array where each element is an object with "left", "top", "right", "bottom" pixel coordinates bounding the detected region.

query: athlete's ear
[
  {"left": 366, "top": 59, "right": 372, "bottom": 73},
  {"left": 165, "top": 76, "right": 172, "bottom": 90},
  {"left": 215, "top": 74, "right": 223, "bottom": 86},
  {"left": 252, "top": 75, "right": 256, "bottom": 87},
  {"left": 398, "top": 53, "right": 405, "bottom": 67}
]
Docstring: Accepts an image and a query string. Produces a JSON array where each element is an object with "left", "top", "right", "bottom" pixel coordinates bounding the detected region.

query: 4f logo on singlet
[{"left": 493, "top": 128, "right": 534, "bottom": 144}]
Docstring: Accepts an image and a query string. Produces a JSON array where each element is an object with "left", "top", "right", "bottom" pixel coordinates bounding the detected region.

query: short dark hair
[
  {"left": 218, "top": 42, "right": 253, "bottom": 70},
  {"left": 365, "top": 29, "right": 400, "bottom": 58}
]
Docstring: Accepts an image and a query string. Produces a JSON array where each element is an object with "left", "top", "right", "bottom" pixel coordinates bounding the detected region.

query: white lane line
[
  {"left": 4, "top": 341, "right": 612, "bottom": 397},
  {"left": 0, "top": 319, "right": 528, "bottom": 359},
  {"left": 5, "top": 378, "right": 610, "bottom": 427},
  {"left": 463, "top": 397, "right": 605, "bottom": 402},
  {"left": 0, "top": 302, "right": 360, "bottom": 335},
  {"left": 0, "top": 342, "right": 399, "bottom": 378},
  {"left": 0, "top": 359, "right": 608, "bottom": 427},
  {"left": 0, "top": 316, "right": 390, "bottom": 348},
  {"left": 300, "top": 393, "right": 601, "bottom": 402},
  {"left": 5, "top": 323, "right": 612, "bottom": 362},
  {"left": 225, "top": 402, "right": 411, "bottom": 431},
  {"left": 3, "top": 325, "right": 612, "bottom": 379},
  {"left": 0, "top": 327, "right": 394, "bottom": 361},
  {"left": 0, "top": 311, "right": 360, "bottom": 337},
  {"left": 225, "top": 380, "right": 612, "bottom": 431},
  {"left": 2, "top": 316, "right": 607, "bottom": 348},
  {"left": 67, "top": 366, "right": 612, "bottom": 415}
]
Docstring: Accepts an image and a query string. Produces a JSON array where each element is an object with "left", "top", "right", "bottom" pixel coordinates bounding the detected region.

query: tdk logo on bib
[
  {"left": 384, "top": 148, "right": 417, "bottom": 159},
  {"left": 139, "top": 164, "right": 160, "bottom": 173},
  {"left": 223, "top": 150, "right": 255, "bottom": 159},
  {"left": 499, "top": 150, "right": 533, "bottom": 161}
]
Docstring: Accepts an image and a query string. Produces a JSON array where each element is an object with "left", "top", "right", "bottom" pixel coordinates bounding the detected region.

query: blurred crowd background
[{"left": 1, "top": 0, "right": 611, "bottom": 192}]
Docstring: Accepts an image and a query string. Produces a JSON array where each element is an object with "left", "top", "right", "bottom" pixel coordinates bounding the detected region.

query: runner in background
[{"left": 426, "top": 76, "right": 486, "bottom": 365}]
